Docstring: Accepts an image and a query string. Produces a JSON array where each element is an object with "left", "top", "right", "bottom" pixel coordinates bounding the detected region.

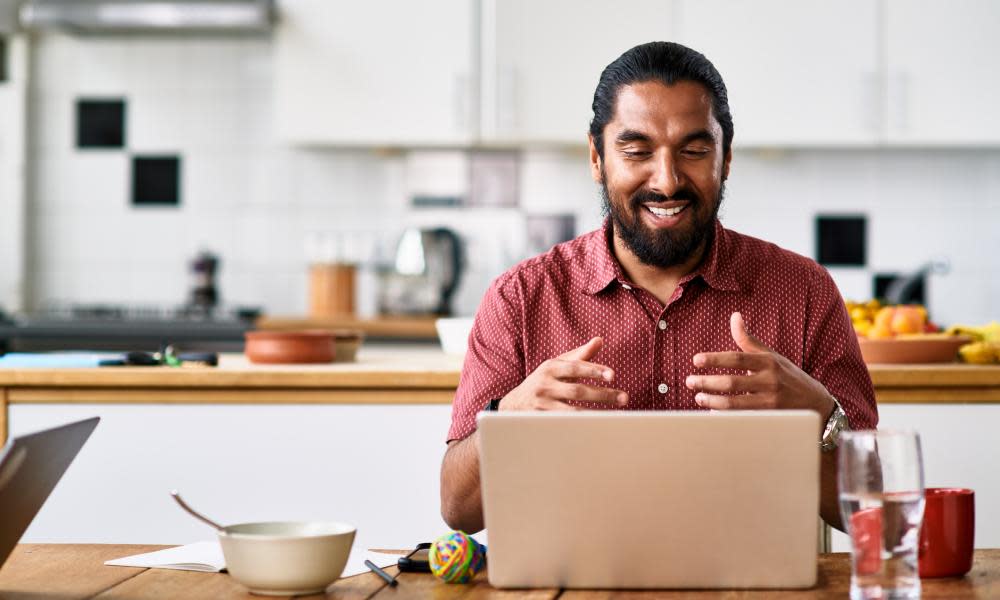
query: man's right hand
[{"left": 497, "top": 337, "right": 628, "bottom": 411}]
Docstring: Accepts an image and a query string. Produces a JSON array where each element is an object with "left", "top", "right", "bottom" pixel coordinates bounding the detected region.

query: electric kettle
[{"left": 378, "top": 227, "right": 464, "bottom": 315}]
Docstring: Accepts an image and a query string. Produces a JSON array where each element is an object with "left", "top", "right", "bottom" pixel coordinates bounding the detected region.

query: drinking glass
[{"left": 839, "top": 430, "right": 925, "bottom": 600}]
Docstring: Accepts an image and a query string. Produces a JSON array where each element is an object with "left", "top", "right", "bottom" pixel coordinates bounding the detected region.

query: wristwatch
[
  {"left": 820, "top": 396, "right": 848, "bottom": 453},
  {"left": 485, "top": 398, "right": 502, "bottom": 412}
]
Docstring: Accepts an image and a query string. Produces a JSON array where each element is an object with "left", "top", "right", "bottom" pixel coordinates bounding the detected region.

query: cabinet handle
[
  {"left": 887, "top": 70, "right": 910, "bottom": 136},
  {"left": 453, "top": 72, "right": 469, "bottom": 134},
  {"left": 861, "top": 70, "right": 881, "bottom": 137},
  {"left": 496, "top": 65, "right": 517, "bottom": 136}
]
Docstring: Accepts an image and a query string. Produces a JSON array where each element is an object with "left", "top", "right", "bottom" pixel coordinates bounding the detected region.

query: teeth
[{"left": 647, "top": 205, "right": 685, "bottom": 217}]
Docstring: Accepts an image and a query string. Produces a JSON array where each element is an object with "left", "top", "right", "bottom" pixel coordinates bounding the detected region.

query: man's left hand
[{"left": 685, "top": 312, "right": 834, "bottom": 421}]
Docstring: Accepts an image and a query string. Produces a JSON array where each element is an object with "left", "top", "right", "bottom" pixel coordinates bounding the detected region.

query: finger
[
  {"left": 547, "top": 382, "right": 627, "bottom": 405},
  {"left": 539, "top": 399, "right": 582, "bottom": 411},
  {"left": 548, "top": 359, "right": 615, "bottom": 382},
  {"left": 693, "top": 351, "right": 770, "bottom": 371},
  {"left": 559, "top": 337, "right": 603, "bottom": 362},
  {"left": 731, "top": 312, "right": 772, "bottom": 353},
  {"left": 685, "top": 374, "right": 758, "bottom": 395},
  {"left": 694, "top": 392, "right": 774, "bottom": 411}
]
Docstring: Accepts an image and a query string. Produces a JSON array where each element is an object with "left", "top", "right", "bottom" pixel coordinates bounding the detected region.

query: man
[{"left": 440, "top": 41, "right": 877, "bottom": 534}]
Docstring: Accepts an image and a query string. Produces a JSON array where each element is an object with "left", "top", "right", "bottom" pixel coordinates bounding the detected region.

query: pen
[{"left": 364, "top": 559, "right": 398, "bottom": 587}]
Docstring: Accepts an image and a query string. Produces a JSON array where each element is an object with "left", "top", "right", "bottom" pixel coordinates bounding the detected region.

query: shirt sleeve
[
  {"left": 803, "top": 267, "right": 879, "bottom": 430},
  {"left": 446, "top": 275, "right": 526, "bottom": 442}
]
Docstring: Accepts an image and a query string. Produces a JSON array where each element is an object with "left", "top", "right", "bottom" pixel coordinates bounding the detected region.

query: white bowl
[
  {"left": 218, "top": 521, "right": 356, "bottom": 596},
  {"left": 436, "top": 317, "right": 474, "bottom": 355}
]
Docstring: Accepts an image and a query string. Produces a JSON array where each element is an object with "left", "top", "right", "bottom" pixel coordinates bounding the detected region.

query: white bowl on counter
[
  {"left": 218, "top": 521, "right": 356, "bottom": 596},
  {"left": 436, "top": 317, "right": 474, "bottom": 355}
]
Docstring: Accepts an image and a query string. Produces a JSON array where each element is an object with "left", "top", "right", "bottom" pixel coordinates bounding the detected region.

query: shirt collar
[{"left": 582, "top": 217, "right": 742, "bottom": 295}]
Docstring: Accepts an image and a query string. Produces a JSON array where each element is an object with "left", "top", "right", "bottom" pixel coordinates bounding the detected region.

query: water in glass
[{"left": 840, "top": 491, "right": 925, "bottom": 599}]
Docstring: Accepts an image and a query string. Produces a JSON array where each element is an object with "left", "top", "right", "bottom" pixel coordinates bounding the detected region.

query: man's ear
[
  {"left": 588, "top": 134, "right": 603, "bottom": 183},
  {"left": 722, "top": 148, "right": 732, "bottom": 181}
]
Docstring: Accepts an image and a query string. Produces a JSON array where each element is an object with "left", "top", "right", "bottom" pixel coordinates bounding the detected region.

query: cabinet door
[
  {"left": 885, "top": 0, "right": 1000, "bottom": 144},
  {"left": 275, "top": 0, "right": 476, "bottom": 146},
  {"left": 673, "top": 0, "right": 880, "bottom": 147},
  {"left": 482, "top": 0, "right": 675, "bottom": 145}
]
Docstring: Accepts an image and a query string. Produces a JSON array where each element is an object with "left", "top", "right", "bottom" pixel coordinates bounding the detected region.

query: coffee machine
[{"left": 378, "top": 227, "right": 464, "bottom": 315}]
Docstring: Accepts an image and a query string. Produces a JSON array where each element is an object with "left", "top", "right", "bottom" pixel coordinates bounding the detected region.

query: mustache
[{"left": 630, "top": 188, "right": 699, "bottom": 206}]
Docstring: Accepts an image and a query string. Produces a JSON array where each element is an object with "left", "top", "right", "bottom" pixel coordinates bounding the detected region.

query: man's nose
[{"left": 648, "top": 153, "right": 684, "bottom": 198}]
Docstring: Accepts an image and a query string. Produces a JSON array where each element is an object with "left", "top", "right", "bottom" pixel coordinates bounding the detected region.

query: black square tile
[
  {"left": 77, "top": 99, "right": 126, "bottom": 148},
  {"left": 874, "top": 272, "right": 925, "bottom": 305},
  {"left": 0, "top": 38, "right": 7, "bottom": 83},
  {"left": 132, "top": 156, "right": 181, "bottom": 206},
  {"left": 816, "top": 215, "right": 866, "bottom": 267}
]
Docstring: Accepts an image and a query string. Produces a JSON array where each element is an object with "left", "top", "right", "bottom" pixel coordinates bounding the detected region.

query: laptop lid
[
  {"left": 0, "top": 417, "right": 99, "bottom": 569},
  {"left": 478, "top": 411, "right": 819, "bottom": 589}
]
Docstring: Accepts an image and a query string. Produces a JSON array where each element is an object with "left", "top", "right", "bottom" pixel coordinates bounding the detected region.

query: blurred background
[{"left": 0, "top": 0, "right": 998, "bottom": 348}]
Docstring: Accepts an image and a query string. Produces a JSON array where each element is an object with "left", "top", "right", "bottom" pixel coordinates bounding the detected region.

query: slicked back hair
[{"left": 589, "top": 41, "right": 734, "bottom": 159}]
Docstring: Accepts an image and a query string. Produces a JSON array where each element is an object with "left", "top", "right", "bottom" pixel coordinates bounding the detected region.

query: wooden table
[{"left": 1, "top": 545, "right": 997, "bottom": 599}]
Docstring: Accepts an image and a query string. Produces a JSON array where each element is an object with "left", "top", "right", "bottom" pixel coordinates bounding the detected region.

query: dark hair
[{"left": 589, "top": 41, "right": 734, "bottom": 158}]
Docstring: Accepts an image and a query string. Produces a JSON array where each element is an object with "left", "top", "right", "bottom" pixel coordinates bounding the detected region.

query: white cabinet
[
  {"left": 673, "top": 0, "right": 880, "bottom": 147},
  {"left": 274, "top": 0, "right": 477, "bottom": 146},
  {"left": 830, "top": 403, "right": 1000, "bottom": 552},
  {"left": 13, "top": 404, "right": 453, "bottom": 549},
  {"left": 480, "top": 0, "right": 675, "bottom": 145},
  {"left": 884, "top": 0, "right": 1000, "bottom": 145}
]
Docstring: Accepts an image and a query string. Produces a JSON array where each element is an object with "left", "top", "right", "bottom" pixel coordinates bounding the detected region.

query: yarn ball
[{"left": 428, "top": 531, "right": 486, "bottom": 583}]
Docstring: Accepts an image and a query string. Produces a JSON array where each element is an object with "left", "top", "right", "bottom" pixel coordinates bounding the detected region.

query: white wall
[
  {"left": 0, "top": 35, "right": 27, "bottom": 313},
  {"left": 23, "top": 33, "right": 1000, "bottom": 325}
]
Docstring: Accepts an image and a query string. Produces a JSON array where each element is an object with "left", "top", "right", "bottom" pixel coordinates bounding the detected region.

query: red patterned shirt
[{"left": 447, "top": 218, "right": 878, "bottom": 442}]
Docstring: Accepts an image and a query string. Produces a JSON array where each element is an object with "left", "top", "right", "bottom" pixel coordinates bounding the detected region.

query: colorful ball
[{"left": 428, "top": 531, "right": 486, "bottom": 583}]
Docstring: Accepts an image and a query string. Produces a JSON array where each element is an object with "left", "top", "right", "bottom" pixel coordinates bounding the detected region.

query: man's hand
[
  {"left": 499, "top": 337, "right": 628, "bottom": 411},
  {"left": 685, "top": 312, "right": 834, "bottom": 422}
]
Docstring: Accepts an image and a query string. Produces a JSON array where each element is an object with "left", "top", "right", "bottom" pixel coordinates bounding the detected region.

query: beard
[{"left": 600, "top": 172, "right": 725, "bottom": 268}]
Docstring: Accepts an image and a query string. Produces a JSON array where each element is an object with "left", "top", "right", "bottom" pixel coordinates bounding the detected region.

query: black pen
[{"left": 365, "top": 559, "right": 399, "bottom": 587}]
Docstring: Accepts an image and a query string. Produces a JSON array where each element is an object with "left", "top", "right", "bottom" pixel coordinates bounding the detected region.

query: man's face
[{"left": 589, "top": 80, "right": 731, "bottom": 268}]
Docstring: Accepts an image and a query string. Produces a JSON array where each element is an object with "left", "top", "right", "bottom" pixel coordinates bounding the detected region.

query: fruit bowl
[{"left": 859, "top": 336, "right": 972, "bottom": 364}]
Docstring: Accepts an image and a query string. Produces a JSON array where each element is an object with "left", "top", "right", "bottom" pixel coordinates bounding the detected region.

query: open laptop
[
  {"left": 478, "top": 411, "right": 819, "bottom": 589},
  {"left": 0, "top": 417, "right": 99, "bottom": 570}
]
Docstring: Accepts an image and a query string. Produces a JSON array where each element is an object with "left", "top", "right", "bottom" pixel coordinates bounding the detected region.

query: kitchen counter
[{"left": 2, "top": 355, "right": 1000, "bottom": 443}]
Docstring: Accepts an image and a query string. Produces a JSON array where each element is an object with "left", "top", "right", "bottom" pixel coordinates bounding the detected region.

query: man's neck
[{"left": 611, "top": 231, "right": 710, "bottom": 306}]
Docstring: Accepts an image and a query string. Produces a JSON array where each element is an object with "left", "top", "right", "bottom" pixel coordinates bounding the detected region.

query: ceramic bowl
[
  {"left": 218, "top": 521, "right": 356, "bottom": 596},
  {"left": 332, "top": 329, "right": 364, "bottom": 362},
  {"left": 859, "top": 336, "right": 971, "bottom": 364},
  {"left": 436, "top": 317, "right": 474, "bottom": 355},
  {"left": 244, "top": 330, "right": 335, "bottom": 364}
]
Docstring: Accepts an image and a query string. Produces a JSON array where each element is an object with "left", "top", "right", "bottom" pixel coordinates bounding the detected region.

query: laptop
[
  {"left": 478, "top": 411, "right": 819, "bottom": 589},
  {"left": 0, "top": 417, "right": 99, "bottom": 570}
]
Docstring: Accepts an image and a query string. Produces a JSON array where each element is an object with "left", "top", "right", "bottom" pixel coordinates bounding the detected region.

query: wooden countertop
[
  {"left": 1, "top": 350, "right": 999, "bottom": 401},
  {"left": 2, "top": 545, "right": 998, "bottom": 599},
  {"left": 0, "top": 347, "right": 463, "bottom": 389}
]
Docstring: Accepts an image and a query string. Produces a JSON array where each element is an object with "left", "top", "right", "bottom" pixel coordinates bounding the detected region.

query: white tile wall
[{"left": 22, "top": 33, "right": 1000, "bottom": 326}]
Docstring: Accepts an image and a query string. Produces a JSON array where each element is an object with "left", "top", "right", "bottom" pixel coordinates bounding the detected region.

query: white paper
[
  {"left": 105, "top": 542, "right": 402, "bottom": 579},
  {"left": 105, "top": 541, "right": 225, "bottom": 572}
]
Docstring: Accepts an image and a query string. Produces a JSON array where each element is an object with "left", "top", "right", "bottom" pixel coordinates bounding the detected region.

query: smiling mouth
[{"left": 645, "top": 203, "right": 689, "bottom": 218}]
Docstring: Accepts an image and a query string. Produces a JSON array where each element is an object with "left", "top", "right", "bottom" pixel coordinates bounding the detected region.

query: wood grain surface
[{"left": 2, "top": 545, "right": 998, "bottom": 599}]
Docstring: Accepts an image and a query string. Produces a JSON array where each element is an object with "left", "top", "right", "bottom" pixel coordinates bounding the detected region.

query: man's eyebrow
[
  {"left": 679, "top": 129, "right": 716, "bottom": 145},
  {"left": 614, "top": 129, "right": 652, "bottom": 144}
]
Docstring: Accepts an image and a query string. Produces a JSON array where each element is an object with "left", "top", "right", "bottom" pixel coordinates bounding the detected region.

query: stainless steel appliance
[
  {"left": 378, "top": 227, "right": 464, "bottom": 316},
  {"left": 0, "top": 303, "right": 259, "bottom": 354}
]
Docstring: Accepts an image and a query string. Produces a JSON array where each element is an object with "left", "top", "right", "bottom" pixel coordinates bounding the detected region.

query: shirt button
[
  {"left": 622, "top": 283, "right": 632, "bottom": 290},
  {"left": 658, "top": 383, "right": 668, "bottom": 394},
  {"left": 658, "top": 320, "right": 667, "bottom": 330}
]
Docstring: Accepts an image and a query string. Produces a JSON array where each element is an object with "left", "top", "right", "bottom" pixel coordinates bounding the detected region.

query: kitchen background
[{"left": 0, "top": 0, "right": 998, "bottom": 332}]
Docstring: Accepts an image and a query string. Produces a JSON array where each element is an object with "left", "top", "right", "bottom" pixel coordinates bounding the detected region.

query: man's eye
[
  {"left": 622, "top": 150, "right": 650, "bottom": 158},
  {"left": 682, "top": 149, "right": 710, "bottom": 157}
]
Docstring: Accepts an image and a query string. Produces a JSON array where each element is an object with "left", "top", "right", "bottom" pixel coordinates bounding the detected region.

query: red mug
[{"left": 918, "top": 487, "right": 975, "bottom": 578}]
